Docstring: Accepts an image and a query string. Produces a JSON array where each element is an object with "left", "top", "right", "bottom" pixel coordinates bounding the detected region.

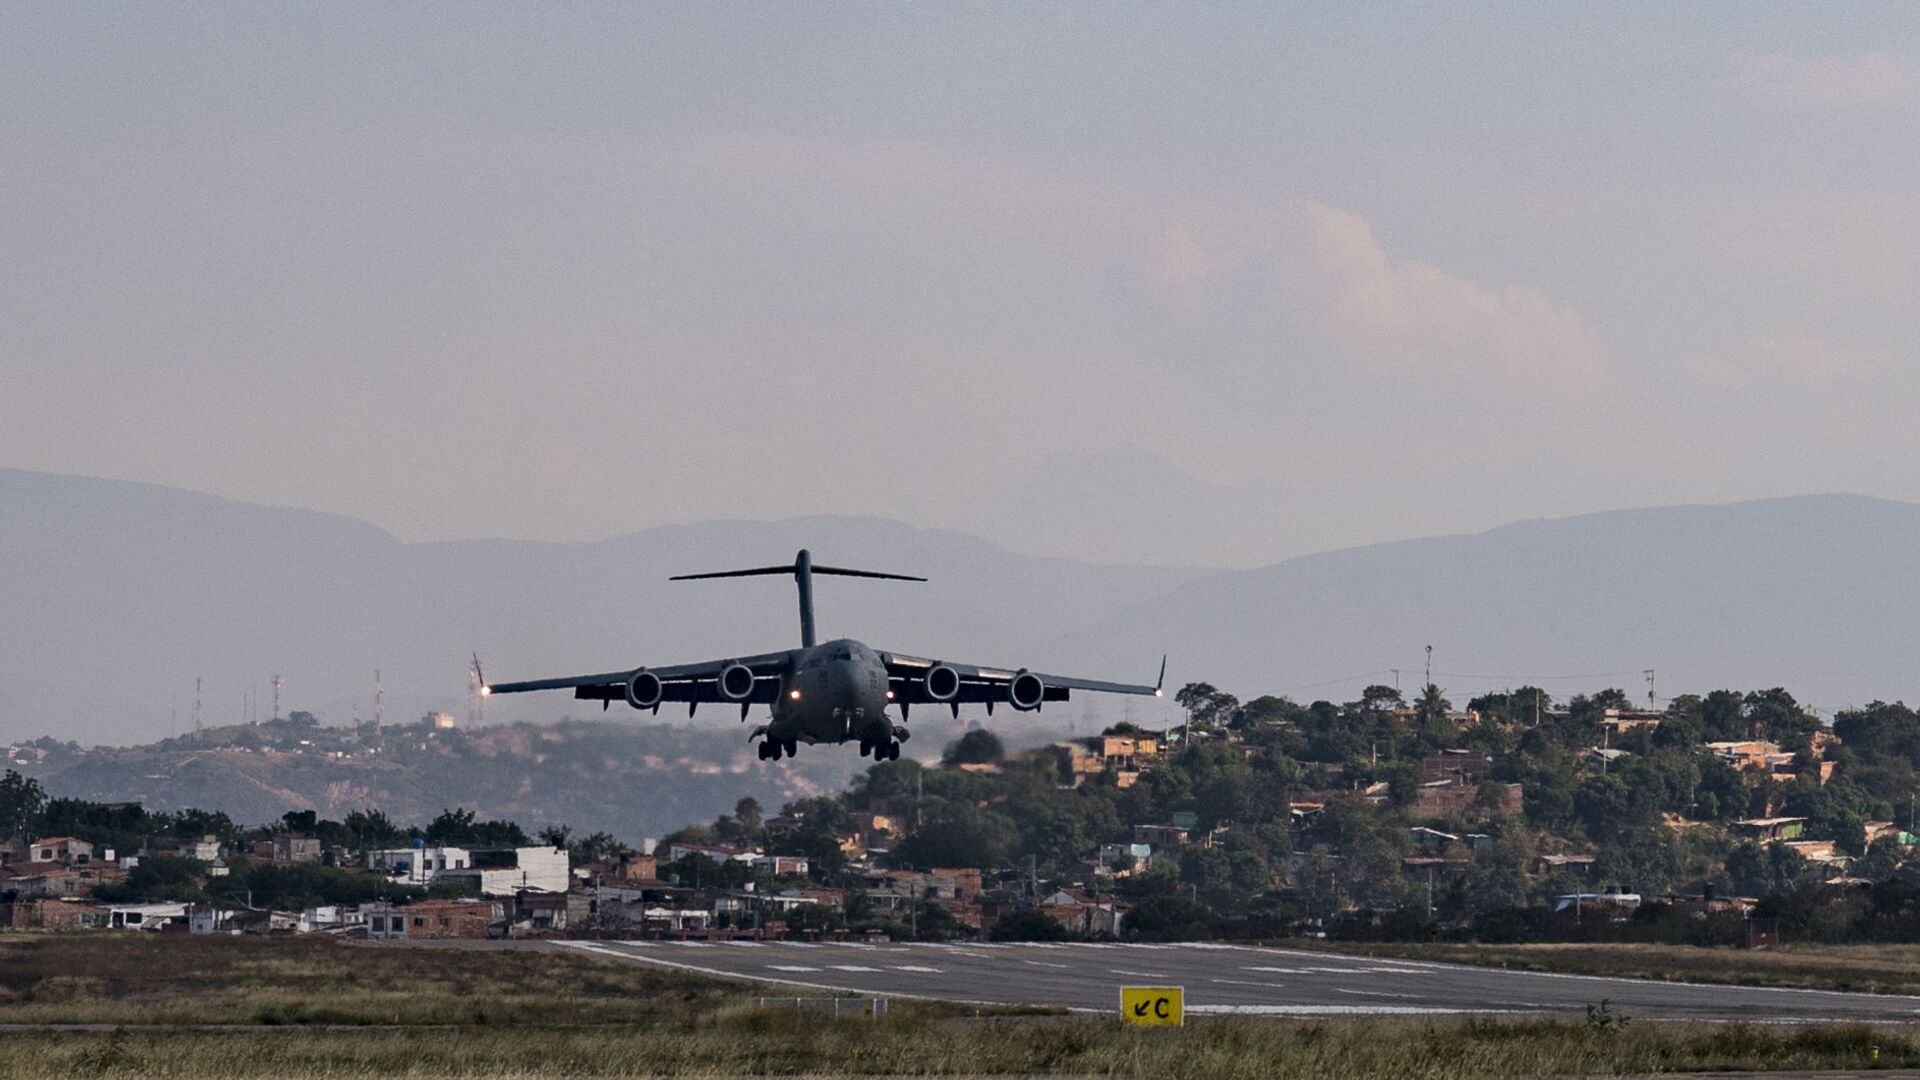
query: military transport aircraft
[{"left": 482, "top": 550, "right": 1164, "bottom": 761}]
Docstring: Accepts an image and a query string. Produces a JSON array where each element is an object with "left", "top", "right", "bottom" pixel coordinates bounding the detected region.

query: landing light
[
  {"left": 480, "top": 686, "right": 492, "bottom": 697},
  {"left": 789, "top": 689, "right": 802, "bottom": 700},
  {"left": 885, "top": 690, "right": 895, "bottom": 700},
  {"left": 1154, "top": 689, "right": 1163, "bottom": 698}
]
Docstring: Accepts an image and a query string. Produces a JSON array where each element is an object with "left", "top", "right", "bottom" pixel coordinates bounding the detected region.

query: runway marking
[
  {"left": 829, "top": 965, "right": 881, "bottom": 972},
  {"left": 1210, "top": 977, "right": 1291, "bottom": 990},
  {"left": 1023, "top": 960, "right": 1069, "bottom": 969},
  {"left": 1336, "top": 989, "right": 1417, "bottom": 999},
  {"left": 1182, "top": 999, "right": 1512, "bottom": 1006},
  {"left": 894, "top": 965, "right": 942, "bottom": 973},
  {"left": 767, "top": 965, "right": 820, "bottom": 972},
  {"left": 547, "top": 942, "right": 1013, "bottom": 1009},
  {"left": 1109, "top": 970, "right": 1168, "bottom": 979}
]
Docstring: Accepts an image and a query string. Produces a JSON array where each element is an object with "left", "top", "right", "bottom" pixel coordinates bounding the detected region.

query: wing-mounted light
[{"left": 625, "top": 670, "right": 664, "bottom": 710}]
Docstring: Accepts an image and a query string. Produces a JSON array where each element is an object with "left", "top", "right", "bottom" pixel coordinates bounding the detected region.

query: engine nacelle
[
  {"left": 625, "top": 670, "right": 664, "bottom": 710},
  {"left": 717, "top": 662, "right": 756, "bottom": 702},
  {"left": 924, "top": 664, "right": 961, "bottom": 702},
  {"left": 1008, "top": 669, "right": 1045, "bottom": 712}
]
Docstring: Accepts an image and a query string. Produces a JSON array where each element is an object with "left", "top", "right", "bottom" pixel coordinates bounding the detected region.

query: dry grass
[
  {"left": 2, "top": 1012, "right": 1917, "bottom": 1077},
  {"left": 1325, "top": 940, "right": 1920, "bottom": 996},
  {"left": 0, "top": 934, "right": 736, "bottom": 1026},
  {"left": 0, "top": 934, "right": 1917, "bottom": 1076}
]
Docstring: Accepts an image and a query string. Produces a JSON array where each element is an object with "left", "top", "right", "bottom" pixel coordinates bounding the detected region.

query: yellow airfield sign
[{"left": 1120, "top": 985, "right": 1183, "bottom": 1026}]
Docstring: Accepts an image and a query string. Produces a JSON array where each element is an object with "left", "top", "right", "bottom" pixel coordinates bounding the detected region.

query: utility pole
[
  {"left": 909, "top": 880, "right": 917, "bottom": 941},
  {"left": 1645, "top": 669, "right": 1657, "bottom": 712},
  {"left": 1426, "top": 867, "right": 1434, "bottom": 921},
  {"left": 1425, "top": 645, "right": 1432, "bottom": 688}
]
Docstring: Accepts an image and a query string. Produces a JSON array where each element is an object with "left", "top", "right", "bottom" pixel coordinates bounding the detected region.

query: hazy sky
[{"left": 4, "top": 6, "right": 1917, "bottom": 567}]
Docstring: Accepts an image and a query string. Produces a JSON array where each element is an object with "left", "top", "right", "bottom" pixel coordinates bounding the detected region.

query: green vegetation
[{"left": 0, "top": 936, "right": 1915, "bottom": 1077}]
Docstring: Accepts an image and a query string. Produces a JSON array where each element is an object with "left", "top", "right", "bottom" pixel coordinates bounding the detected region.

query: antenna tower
[
  {"left": 271, "top": 674, "right": 284, "bottom": 721},
  {"left": 1645, "top": 669, "right": 1657, "bottom": 711},
  {"left": 374, "top": 669, "right": 384, "bottom": 726},
  {"left": 193, "top": 677, "right": 203, "bottom": 742}
]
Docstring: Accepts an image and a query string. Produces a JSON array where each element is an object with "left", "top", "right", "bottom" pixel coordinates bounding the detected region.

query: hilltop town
[{"left": 8, "top": 679, "right": 1920, "bottom": 944}]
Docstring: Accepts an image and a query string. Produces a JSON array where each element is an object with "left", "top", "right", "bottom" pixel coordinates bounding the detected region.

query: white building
[
  {"left": 437, "top": 847, "right": 570, "bottom": 896},
  {"left": 367, "top": 846, "right": 473, "bottom": 886},
  {"left": 109, "top": 902, "right": 188, "bottom": 930}
]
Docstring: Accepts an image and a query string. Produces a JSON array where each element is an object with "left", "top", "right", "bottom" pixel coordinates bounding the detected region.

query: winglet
[{"left": 1155, "top": 655, "right": 1167, "bottom": 697}]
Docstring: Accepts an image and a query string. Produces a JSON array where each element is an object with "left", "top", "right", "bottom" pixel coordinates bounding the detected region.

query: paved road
[{"left": 549, "top": 939, "right": 1920, "bottom": 1022}]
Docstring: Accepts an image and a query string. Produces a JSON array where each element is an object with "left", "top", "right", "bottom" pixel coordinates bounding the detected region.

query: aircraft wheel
[
  {"left": 757, "top": 741, "right": 770, "bottom": 761},
  {"left": 783, "top": 739, "right": 798, "bottom": 758},
  {"left": 887, "top": 740, "right": 901, "bottom": 761},
  {"left": 858, "top": 740, "right": 870, "bottom": 758}
]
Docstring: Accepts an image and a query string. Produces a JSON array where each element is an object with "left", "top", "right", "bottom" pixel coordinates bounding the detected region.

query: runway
[{"left": 551, "top": 939, "right": 1920, "bottom": 1021}]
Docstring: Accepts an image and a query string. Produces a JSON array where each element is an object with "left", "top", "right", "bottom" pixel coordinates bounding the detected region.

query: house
[
  {"left": 436, "top": 847, "right": 571, "bottom": 896},
  {"left": 1035, "top": 890, "right": 1126, "bottom": 937},
  {"left": 753, "top": 854, "right": 809, "bottom": 877},
  {"left": 272, "top": 834, "right": 322, "bottom": 863},
  {"left": 106, "top": 902, "right": 189, "bottom": 930},
  {"left": 0, "top": 836, "right": 26, "bottom": 866},
  {"left": 1134, "top": 824, "right": 1189, "bottom": 849},
  {"left": 1098, "top": 842, "right": 1153, "bottom": 871},
  {"left": 1707, "top": 741, "right": 1796, "bottom": 775},
  {"left": 511, "top": 892, "right": 570, "bottom": 933},
  {"left": 665, "top": 842, "right": 755, "bottom": 865},
  {"left": 1864, "top": 821, "right": 1918, "bottom": 846},
  {"left": 1099, "top": 736, "right": 1160, "bottom": 766},
  {"left": 186, "top": 836, "right": 222, "bottom": 862},
  {"left": 1551, "top": 892, "right": 1640, "bottom": 918},
  {"left": 28, "top": 837, "right": 94, "bottom": 865},
  {"left": 1532, "top": 853, "right": 1597, "bottom": 876},
  {"left": 1599, "top": 709, "right": 1664, "bottom": 733},
  {"left": 1, "top": 897, "right": 106, "bottom": 929},
  {"left": 363, "top": 899, "right": 502, "bottom": 940},
  {"left": 1782, "top": 840, "right": 1846, "bottom": 866},
  {"left": 1421, "top": 749, "right": 1485, "bottom": 785},
  {"left": 585, "top": 852, "right": 658, "bottom": 882},
  {"left": 367, "top": 845, "right": 473, "bottom": 885},
  {"left": 1732, "top": 817, "right": 1807, "bottom": 843}
]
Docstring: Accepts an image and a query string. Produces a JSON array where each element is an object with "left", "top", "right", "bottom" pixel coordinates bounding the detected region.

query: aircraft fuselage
[{"left": 767, "top": 637, "right": 897, "bottom": 751}]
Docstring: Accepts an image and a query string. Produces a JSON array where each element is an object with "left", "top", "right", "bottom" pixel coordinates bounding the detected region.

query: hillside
[
  {"left": 1058, "top": 494, "right": 1920, "bottom": 711},
  {"left": 0, "top": 469, "right": 1201, "bottom": 744}
]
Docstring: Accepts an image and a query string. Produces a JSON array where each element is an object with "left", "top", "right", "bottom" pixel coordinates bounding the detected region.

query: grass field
[
  {"left": 2, "top": 934, "right": 1918, "bottom": 1077},
  {"left": 1323, "top": 939, "right": 1920, "bottom": 997}
]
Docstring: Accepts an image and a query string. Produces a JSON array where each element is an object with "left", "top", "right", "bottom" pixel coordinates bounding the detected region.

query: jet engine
[
  {"left": 924, "top": 663, "right": 961, "bottom": 702},
  {"left": 1008, "top": 669, "right": 1045, "bottom": 712},
  {"left": 717, "top": 662, "right": 756, "bottom": 702},
  {"left": 625, "top": 670, "right": 664, "bottom": 710}
]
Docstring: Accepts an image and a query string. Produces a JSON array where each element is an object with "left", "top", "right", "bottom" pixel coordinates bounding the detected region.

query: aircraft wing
[
  {"left": 485, "top": 650, "right": 792, "bottom": 707},
  {"left": 881, "top": 652, "right": 1164, "bottom": 706}
]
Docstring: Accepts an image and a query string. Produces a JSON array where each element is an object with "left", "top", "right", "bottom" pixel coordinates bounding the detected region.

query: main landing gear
[
  {"left": 756, "top": 737, "right": 798, "bottom": 761},
  {"left": 859, "top": 738, "right": 901, "bottom": 761}
]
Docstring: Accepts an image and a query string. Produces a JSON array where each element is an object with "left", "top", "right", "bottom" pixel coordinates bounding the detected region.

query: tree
[
  {"left": 0, "top": 770, "right": 47, "bottom": 838},
  {"left": 733, "top": 797, "right": 764, "bottom": 833},
  {"left": 941, "top": 729, "right": 1005, "bottom": 767},
  {"left": 1175, "top": 682, "right": 1240, "bottom": 729}
]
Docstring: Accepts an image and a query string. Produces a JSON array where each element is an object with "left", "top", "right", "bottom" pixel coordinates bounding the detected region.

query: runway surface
[{"left": 551, "top": 939, "right": 1920, "bottom": 1021}]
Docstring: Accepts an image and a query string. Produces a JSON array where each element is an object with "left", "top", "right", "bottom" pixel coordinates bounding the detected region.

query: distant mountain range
[{"left": 5, "top": 468, "right": 1917, "bottom": 764}]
